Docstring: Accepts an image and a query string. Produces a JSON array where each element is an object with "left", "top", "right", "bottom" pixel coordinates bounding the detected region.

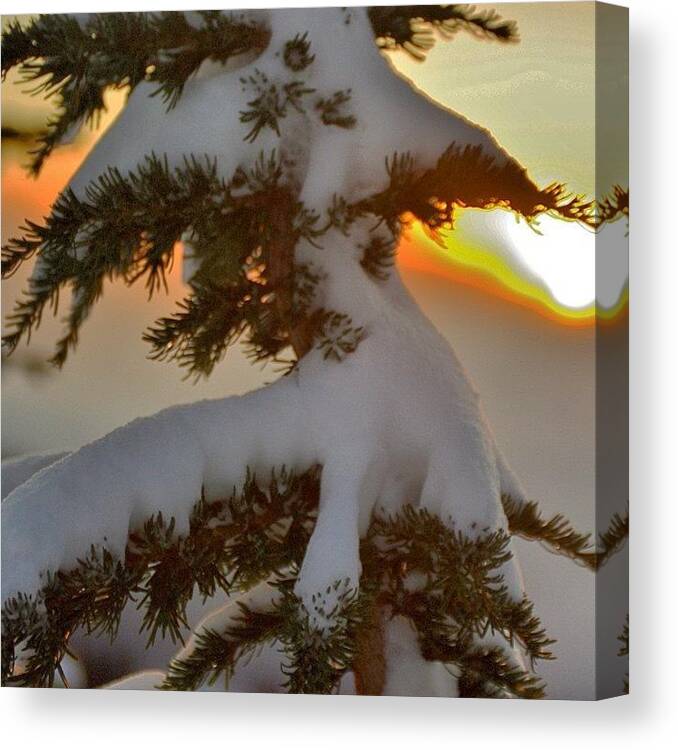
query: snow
[
  {"left": 3, "top": 8, "right": 539, "bottom": 692},
  {"left": 1, "top": 451, "right": 69, "bottom": 499},
  {"left": 382, "top": 617, "right": 457, "bottom": 697},
  {"left": 103, "top": 670, "right": 166, "bottom": 691}
]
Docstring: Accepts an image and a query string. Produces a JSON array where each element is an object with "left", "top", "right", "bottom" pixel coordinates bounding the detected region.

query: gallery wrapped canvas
[{"left": 1, "top": 3, "right": 628, "bottom": 699}]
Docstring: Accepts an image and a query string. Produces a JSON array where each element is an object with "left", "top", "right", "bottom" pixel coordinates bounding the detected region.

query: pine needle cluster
[
  {"left": 618, "top": 615, "right": 629, "bottom": 693},
  {"left": 502, "top": 495, "right": 629, "bottom": 571},
  {"left": 361, "top": 145, "right": 594, "bottom": 237},
  {"left": 1, "top": 12, "right": 269, "bottom": 174},
  {"left": 368, "top": 5, "right": 519, "bottom": 60},
  {"left": 596, "top": 186, "right": 629, "bottom": 227},
  {"left": 2, "top": 151, "right": 323, "bottom": 375}
]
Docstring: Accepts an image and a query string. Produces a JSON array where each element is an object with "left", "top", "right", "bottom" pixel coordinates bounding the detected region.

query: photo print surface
[{"left": 1, "top": 3, "right": 628, "bottom": 698}]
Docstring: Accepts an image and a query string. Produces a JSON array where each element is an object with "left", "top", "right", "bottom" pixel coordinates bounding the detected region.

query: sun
[{"left": 399, "top": 209, "right": 628, "bottom": 326}]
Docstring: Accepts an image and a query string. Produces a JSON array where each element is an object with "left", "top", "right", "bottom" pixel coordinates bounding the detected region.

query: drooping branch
[
  {"left": 3, "top": 478, "right": 557, "bottom": 695},
  {"left": 1, "top": 12, "right": 270, "bottom": 174},
  {"left": 618, "top": 615, "right": 629, "bottom": 694},
  {"left": 2, "top": 151, "right": 320, "bottom": 374},
  {"left": 368, "top": 5, "right": 518, "bottom": 60},
  {"left": 503, "top": 495, "right": 629, "bottom": 571},
  {"left": 1, "top": 7, "right": 519, "bottom": 177},
  {"left": 2, "top": 464, "right": 630, "bottom": 693},
  {"left": 1, "top": 466, "right": 321, "bottom": 688},
  {"left": 160, "top": 607, "right": 286, "bottom": 691},
  {"left": 596, "top": 186, "right": 629, "bottom": 227},
  {"left": 359, "top": 144, "right": 594, "bottom": 235}
]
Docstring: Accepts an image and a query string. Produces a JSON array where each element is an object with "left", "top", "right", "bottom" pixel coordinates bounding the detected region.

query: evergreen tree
[{"left": 1, "top": 7, "right": 626, "bottom": 695}]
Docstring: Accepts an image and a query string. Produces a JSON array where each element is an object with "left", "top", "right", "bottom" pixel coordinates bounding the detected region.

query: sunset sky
[
  {"left": 0, "top": 4, "right": 628, "bottom": 699},
  {"left": 2, "top": 3, "right": 628, "bottom": 326}
]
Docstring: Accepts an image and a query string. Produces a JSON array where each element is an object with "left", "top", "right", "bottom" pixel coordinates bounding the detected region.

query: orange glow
[
  {"left": 398, "top": 232, "right": 588, "bottom": 328},
  {"left": 2, "top": 118, "right": 627, "bottom": 331},
  {"left": 397, "top": 222, "right": 628, "bottom": 328}
]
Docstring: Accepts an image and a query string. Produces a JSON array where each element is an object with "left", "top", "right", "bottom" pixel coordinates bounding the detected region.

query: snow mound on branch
[
  {"left": 1, "top": 451, "right": 70, "bottom": 499},
  {"left": 66, "top": 7, "right": 508, "bottom": 213}
]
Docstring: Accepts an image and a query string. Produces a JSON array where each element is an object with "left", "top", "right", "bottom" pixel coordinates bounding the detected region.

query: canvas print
[{"left": 1, "top": 3, "right": 628, "bottom": 698}]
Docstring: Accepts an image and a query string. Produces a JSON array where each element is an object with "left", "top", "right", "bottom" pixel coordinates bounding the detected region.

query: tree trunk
[{"left": 352, "top": 601, "right": 387, "bottom": 695}]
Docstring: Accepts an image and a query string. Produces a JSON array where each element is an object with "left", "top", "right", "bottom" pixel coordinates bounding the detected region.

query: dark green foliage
[
  {"left": 325, "top": 194, "right": 364, "bottom": 236},
  {"left": 503, "top": 495, "right": 629, "bottom": 571},
  {"left": 360, "top": 234, "right": 397, "bottom": 280},
  {"left": 454, "top": 646, "right": 544, "bottom": 698},
  {"left": 618, "top": 615, "right": 629, "bottom": 693},
  {"left": 2, "top": 134, "right": 604, "bottom": 378},
  {"left": 1, "top": 466, "right": 321, "bottom": 688},
  {"left": 2, "top": 151, "right": 322, "bottom": 375},
  {"left": 162, "top": 577, "right": 368, "bottom": 693},
  {"left": 596, "top": 511, "right": 630, "bottom": 569},
  {"left": 597, "top": 186, "right": 629, "bottom": 229},
  {"left": 0, "top": 8, "right": 519, "bottom": 173},
  {"left": 365, "top": 506, "right": 554, "bottom": 667},
  {"left": 314, "top": 311, "right": 366, "bottom": 361},
  {"left": 161, "top": 611, "right": 285, "bottom": 691},
  {"left": 368, "top": 5, "right": 518, "bottom": 60},
  {"left": 165, "top": 502, "right": 550, "bottom": 696},
  {"left": 361, "top": 144, "right": 594, "bottom": 235},
  {"left": 1, "top": 13, "right": 268, "bottom": 174},
  {"left": 148, "top": 11, "right": 269, "bottom": 110},
  {"left": 239, "top": 69, "right": 315, "bottom": 142},
  {"left": 1, "top": 459, "right": 629, "bottom": 694},
  {"left": 315, "top": 90, "right": 356, "bottom": 129},
  {"left": 1, "top": 140, "right": 597, "bottom": 375},
  {"left": 283, "top": 32, "right": 315, "bottom": 72}
]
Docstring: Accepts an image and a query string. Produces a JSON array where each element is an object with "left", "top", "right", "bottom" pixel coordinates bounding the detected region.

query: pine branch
[
  {"left": 2, "top": 151, "right": 322, "bottom": 374},
  {"left": 162, "top": 576, "right": 369, "bottom": 694},
  {"left": 277, "top": 577, "right": 369, "bottom": 693},
  {"left": 361, "top": 144, "right": 594, "bottom": 234},
  {"left": 315, "top": 90, "right": 356, "bottom": 129},
  {"left": 9, "top": 482, "right": 625, "bottom": 693},
  {"left": 359, "top": 234, "right": 397, "bottom": 280},
  {"left": 314, "top": 311, "right": 366, "bottom": 362},
  {"left": 456, "top": 645, "right": 544, "bottom": 698},
  {"left": 161, "top": 609, "right": 285, "bottom": 691},
  {"left": 239, "top": 69, "right": 315, "bottom": 143},
  {"left": 596, "top": 510, "right": 630, "bottom": 568},
  {"left": 368, "top": 506, "right": 554, "bottom": 667},
  {"left": 1, "top": 467, "right": 320, "bottom": 687},
  {"left": 4, "top": 142, "right": 599, "bottom": 376},
  {"left": 165, "top": 507, "right": 552, "bottom": 697},
  {"left": 369, "top": 5, "right": 519, "bottom": 61},
  {"left": 282, "top": 32, "right": 315, "bottom": 72},
  {"left": 618, "top": 615, "right": 629, "bottom": 694},
  {"left": 503, "top": 495, "right": 629, "bottom": 571},
  {"left": 596, "top": 186, "right": 629, "bottom": 227},
  {"left": 1, "top": 12, "right": 269, "bottom": 173},
  {"left": 3, "top": 476, "right": 559, "bottom": 696}
]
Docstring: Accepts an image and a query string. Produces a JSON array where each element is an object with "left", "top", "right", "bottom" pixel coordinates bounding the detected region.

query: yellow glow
[{"left": 399, "top": 216, "right": 628, "bottom": 326}]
